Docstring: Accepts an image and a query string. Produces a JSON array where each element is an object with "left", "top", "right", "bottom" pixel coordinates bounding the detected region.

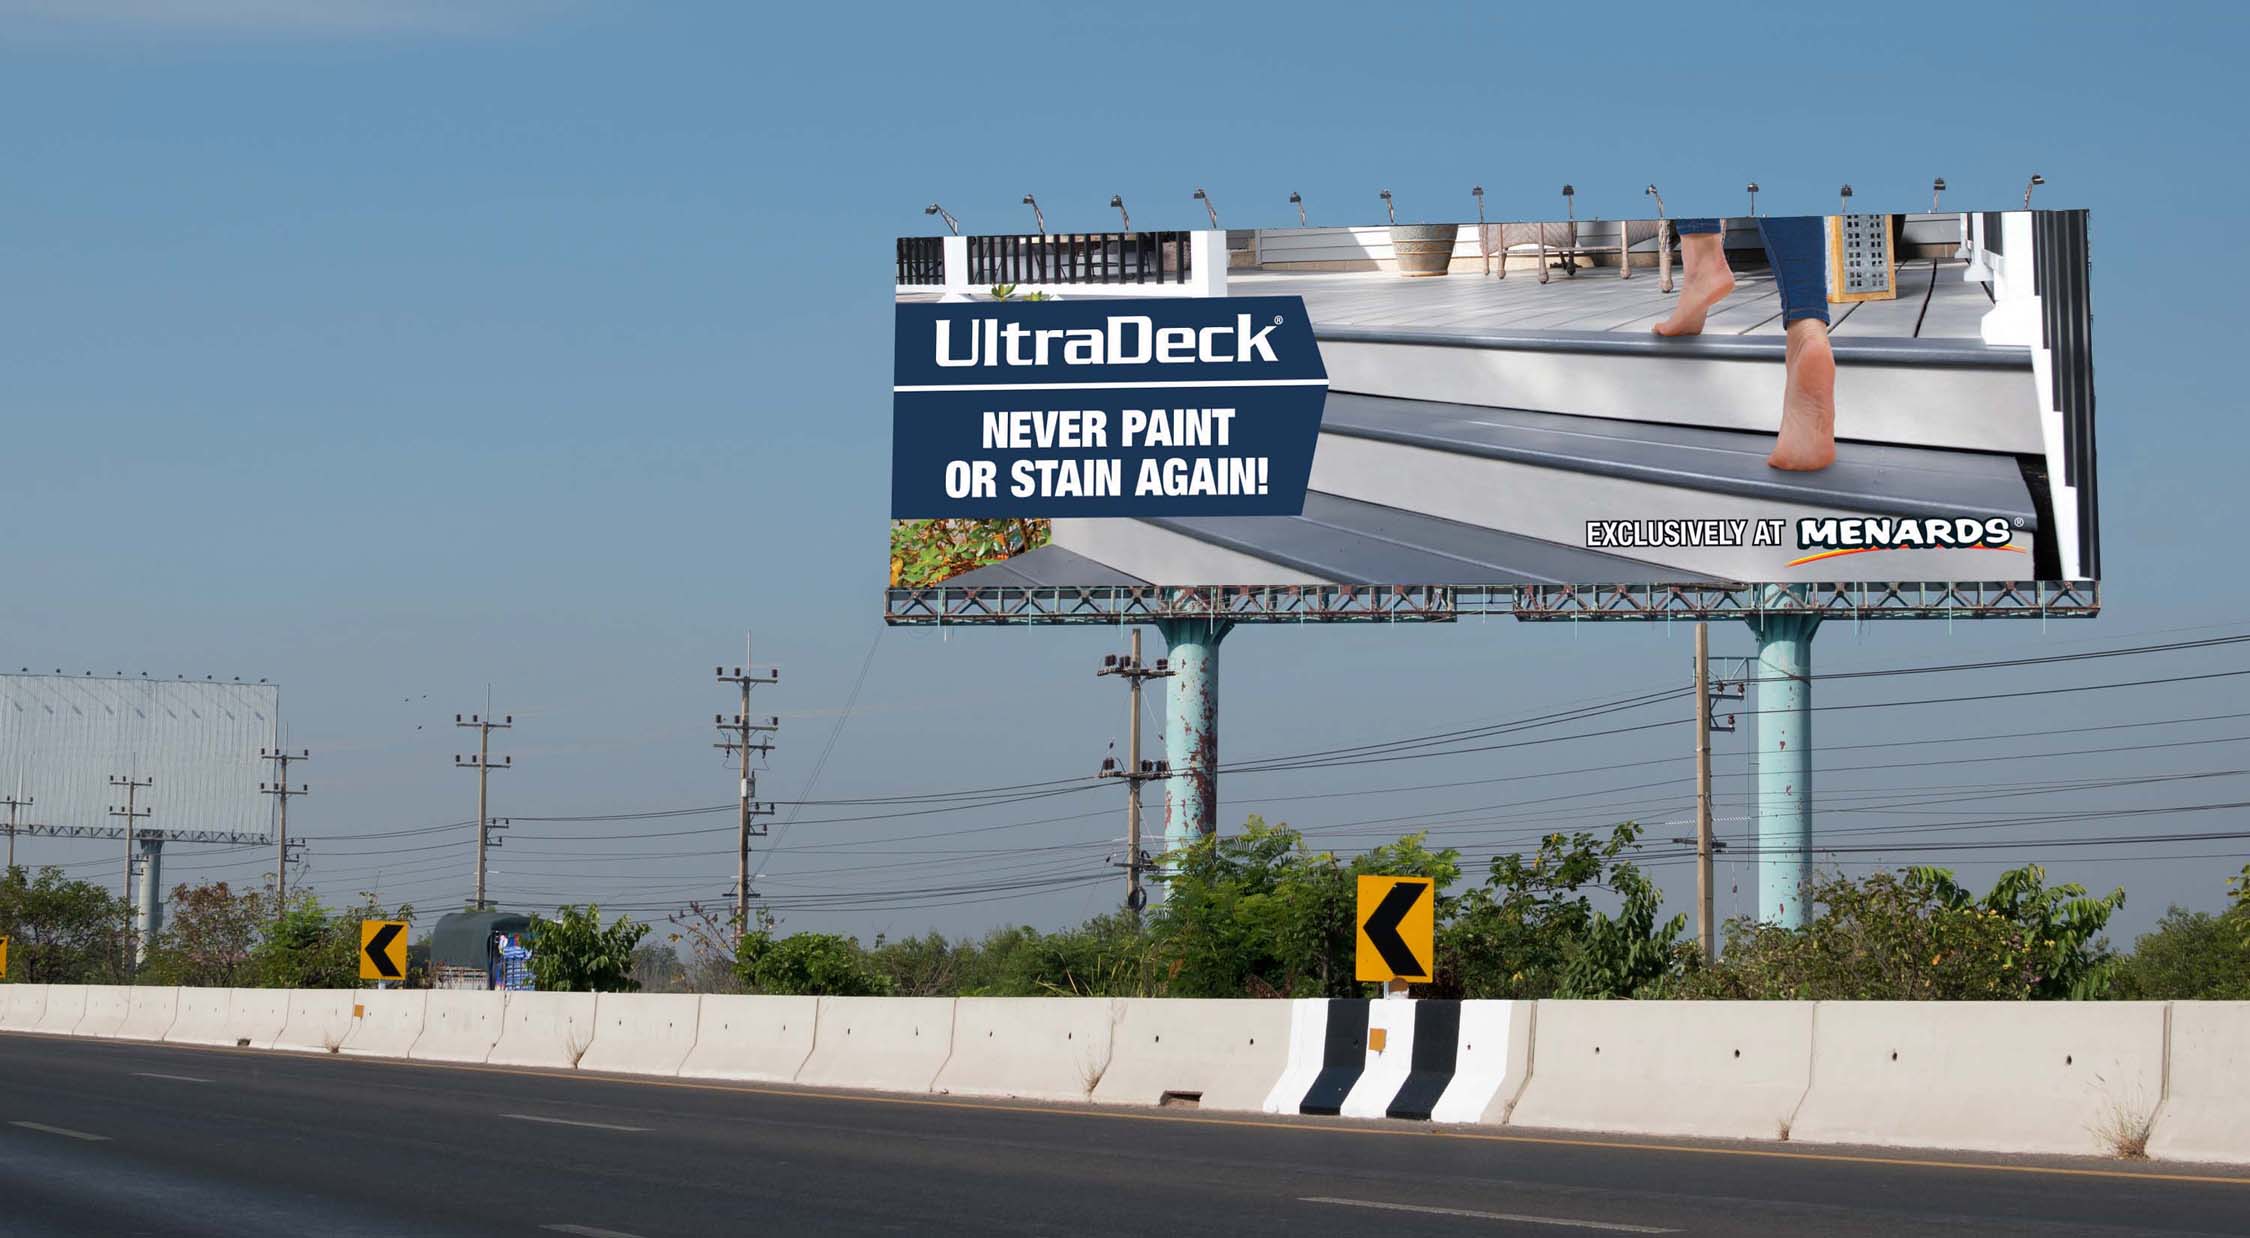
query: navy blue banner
[{"left": 892, "top": 296, "right": 1328, "bottom": 518}]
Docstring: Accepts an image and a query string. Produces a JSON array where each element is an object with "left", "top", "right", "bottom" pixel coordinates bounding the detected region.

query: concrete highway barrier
[
  {"left": 339, "top": 990, "right": 427, "bottom": 1058},
  {"left": 676, "top": 994, "right": 818, "bottom": 1083},
  {"left": 1433, "top": 999, "right": 1533, "bottom": 1124},
  {"left": 578, "top": 992, "right": 701, "bottom": 1077},
  {"left": 1508, "top": 1000, "right": 1816, "bottom": 1141},
  {"left": 408, "top": 991, "right": 506, "bottom": 1063},
  {"left": 485, "top": 991, "right": 599, "bottom": 1069},
  {"left": 71, "top": 985, "right": 137, "bottom": 1039},
  {"left": 27, "top": 983, "right": 89, "bottom": 1035},
  {"left": 115, "top": 986, "right": 181, "bottom": 1042},
  {"left": 0, "top": 983, "right": 47, "bottom": 1031},
  {"left": 1261, "top": 998, "right": 1335, "bottom": 1114},
  {"left": 1091, "top": 997, "right": 1293, "bottom": 1113},
  {"left": 1789, "top": 1001, "right": 2169, "bottom": 1156},
  {"left": 270, "top": 990, "right": 359, "bottom": 1053},
  {"left": 225, "top": 988, "right": 292, "bottom": 1049},
  {"left": 164, "top": 985, "right": 238, "bottom": 1047},
  {"left": 2149, "top": 1001, "right": 2250, "bottom": 1163},
  {"left": 795, "top": 996, "right": 956, "bottom": 1093},
  {"left": 934, "top": 996, "right": 1118, "bottom": 1103}
]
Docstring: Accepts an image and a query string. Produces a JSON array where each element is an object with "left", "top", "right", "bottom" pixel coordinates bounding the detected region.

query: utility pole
[
  {"left": 1097, "top": 631, "right": 1173, "bottom": 916},
  {"left": 454, "top": 713, "right": 511, "bottom": 911},
  {"left": 259, "top": 747, "right": 310, "bottom": 918},
  {"left": 715, "top": 646, "right": 780, "bottom": 939},
  {"left": 107, "top": 776, "right": 152, "bottom": 906},
  {"left": 1684, "top": 626, "right": 1743, "bottom": 963},
  {"left": 1694, "top": 624, "right": 1715, "bottom": 964},
  {"left": 1, "top": 791, "right": 29, "bottom": 872}
]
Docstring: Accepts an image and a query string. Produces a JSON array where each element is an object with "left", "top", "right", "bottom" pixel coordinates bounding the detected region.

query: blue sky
[{"left": 3, "top": 1, "right": 2247, "bottom": 943}]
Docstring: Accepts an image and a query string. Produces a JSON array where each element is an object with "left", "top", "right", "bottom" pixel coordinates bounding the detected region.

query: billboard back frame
[{"left": 884, "top": 579, "right": 2098, "bottom": 626}]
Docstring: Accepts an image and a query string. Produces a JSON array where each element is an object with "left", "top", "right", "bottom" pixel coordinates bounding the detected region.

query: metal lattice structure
[
  {"left": 15, "top": 823, "right": 273, "bottom": 847},
  {"left": 884, "top": 580, "right": 2100, "bottom": 626}
]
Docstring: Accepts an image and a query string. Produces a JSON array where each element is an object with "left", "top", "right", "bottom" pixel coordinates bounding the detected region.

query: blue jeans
[{"left": 1673, "top": 216, "right": 1830, "bottom": 326}]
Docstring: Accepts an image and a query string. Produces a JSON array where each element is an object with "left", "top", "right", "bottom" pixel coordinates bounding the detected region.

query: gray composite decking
[
  {"left": 1146, "top": 492, "right": 1706, "bottom": 586},
  {"left": 942, "top": 544, "right": 1148, "bottom": 589},
  {"left": 1229, "top": 257, "right": 1994, "bottom": 339},
  {"left": 1318, "top": 393, "right": 2039, "bottom": 527}
]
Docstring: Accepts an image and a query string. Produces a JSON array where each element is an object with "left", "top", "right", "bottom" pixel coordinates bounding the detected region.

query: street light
[
  {"left": 1288, "top": 190, "right": 1306, "bottom": 226},
  {"left": 1109, "top": 194, "right": 1131, "bottom": 232},
  {"left": 1561, "top": 183, "right": 1576, "bottom": 223},
  {"left": 1644, "top": 183, "right": 1666, "bottom": 217},
  {"left": 1022, "top": 194, "right": 1045, "bottom": 235},
  {"left": 923, "top": 202, "right": 960, "bottom": 236},
  {"left": 1840, "top": 183, "right": 1854, "bottom": 212},
  {"left": 1379, "top": 188, "right": 1394, "bottom": 225},
  {"left": 1471, "top": 185, "right": 1486, "bottom": 225},
  {"left": 1193, "top": 186, "right": 1219, "bottom": 229},
  {"left": 2024, "top": 173, "right": 2045, "bottom": 207},
  {"left": 1746, "top": 181, "right": 1760, "bottom": 216},
  {"left": 1931, "top": 177, "right": 1947, "bottom": 211}
]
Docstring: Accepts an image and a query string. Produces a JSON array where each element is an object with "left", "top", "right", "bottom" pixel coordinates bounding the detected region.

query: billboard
[
  {"left": 891, "top": 210, "right": 2096, "bottom": 598},
  {"left": 0, "top": 673, "right": 280, "bottom": 836}
]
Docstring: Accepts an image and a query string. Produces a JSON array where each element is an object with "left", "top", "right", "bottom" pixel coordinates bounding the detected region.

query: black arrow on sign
[
  {"left": 364, "top": 922, "right": 404, "bottom": 979},
  {"left": 1364, "top": 881, "right": 1429, "bottom": 976}
]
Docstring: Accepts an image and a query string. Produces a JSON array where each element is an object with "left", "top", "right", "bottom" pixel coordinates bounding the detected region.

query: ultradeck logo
[
  {"left": 934, "top": 313, "right": 1281, "bottom": 368},
  {"left": 1788, "top": 516, "right": 2026, "bottom": 568}
]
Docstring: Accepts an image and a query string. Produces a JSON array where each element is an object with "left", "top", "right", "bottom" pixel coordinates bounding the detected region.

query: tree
[
  {"left": 249, "top": 891, "right": 416, "bottom": 989},
  {"left": 141, "top": 881, "right": 266, "bottom": 987},
  {"left": 629, "top": 941, "right": 687, "bottom": 993},
  {"left": 1150, "top": 817, "right": 1459, "bottom": 998},
  {"left": 1672, "top": 864, "right": 2121, "bottom": 1001},
  {"left": 737, "top": 929, "right": 892, "bottom": 996},
  {"left": 0, "top": 865, "right": 132, "bottom": 984},
  {"left": 1443, "top": 822, "right": 1677, "bottom": 999},
  {"left": 527, "top": 904, "right": 649, "bottom": 993}
]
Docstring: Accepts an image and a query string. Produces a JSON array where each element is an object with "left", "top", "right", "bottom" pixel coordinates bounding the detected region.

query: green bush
[
  {"left": 527, "top": 904, "right": 649, "bottom": 993},
  {"left": 738, "top": 930, "right": 892, "bottom": 996}
]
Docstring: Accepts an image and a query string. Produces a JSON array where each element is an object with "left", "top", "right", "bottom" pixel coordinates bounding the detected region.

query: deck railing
[
  {"left": 896, "top": 235, "right": 947, "bottom": 286},
  {"left": 964, "top": 231, "right": 1192, "bottom": 286}
]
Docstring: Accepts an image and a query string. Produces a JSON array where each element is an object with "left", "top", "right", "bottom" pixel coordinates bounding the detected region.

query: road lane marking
[
  {"left": 500, "top": 1113, "right": 648, "bottom": 1133},
  {"left": 1303, "top": 1197, "right": 1677, "bottom": 1233},
  {"left": 542, "top": 1226, "right": 647, "bottom": 1238},
  {"left": 9, "top": 1121, "right": 111, "bottom": 1142},
  {"left": 132, "top": 1072, "right": 211, "bottom": 1084}
]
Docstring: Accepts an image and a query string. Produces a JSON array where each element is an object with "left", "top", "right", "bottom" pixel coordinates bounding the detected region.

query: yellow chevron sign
[
  {"left": 1356, "top": 876, "right": 1434, "bottom": 983},
  {"left": 359, "top": 920, "right": 408, "bottom": 982}
]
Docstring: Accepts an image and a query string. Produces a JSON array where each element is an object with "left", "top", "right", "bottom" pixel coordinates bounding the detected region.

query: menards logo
[{"left": 1788, "top": 516, "right": 2029, "bottom": 568}]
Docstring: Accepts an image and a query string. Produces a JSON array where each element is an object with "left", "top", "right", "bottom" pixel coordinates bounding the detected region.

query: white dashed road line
[
  {"left": 9, "top": 1121, "right": 111, "bottom": 1142},
  {"left": 500, "top": 1113, "right": 649, "bottom": 1133},
  {"left": 1300, "top": 1196, "right": 1679, "bottom": 1233}
]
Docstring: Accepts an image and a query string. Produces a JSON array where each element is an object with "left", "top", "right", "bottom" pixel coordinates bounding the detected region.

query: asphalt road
[{"left": 1, "top": 1030, "right": 2242, "bottom": 1237}]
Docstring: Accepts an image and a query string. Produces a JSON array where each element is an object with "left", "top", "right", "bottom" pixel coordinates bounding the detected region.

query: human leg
[
  {"left": 1755, "top": 215, "right": 1837, "bottom": 471},
  {"left": 1653, "top": 218, "right": 1734, "bottom": 337}
]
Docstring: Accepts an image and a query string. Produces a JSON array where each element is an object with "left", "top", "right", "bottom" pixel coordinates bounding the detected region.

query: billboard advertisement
[{"left": 891, "top": 209, "right": 2096, "bottom": 595}]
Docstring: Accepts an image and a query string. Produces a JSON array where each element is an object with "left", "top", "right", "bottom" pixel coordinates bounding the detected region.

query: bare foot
[
  {"left": 1654, "top": 235, "right": 1734, "bottom": 336},
  {"left": 1769, "top": 320, "right": 1837, "bottom": 471}
]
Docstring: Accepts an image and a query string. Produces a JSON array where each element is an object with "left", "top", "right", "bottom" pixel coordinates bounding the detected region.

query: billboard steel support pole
[
  {"left": 1157, "top": 619, "right": 1232, "bottom": 854},
  {"left": 135, "top": 836, "right": 164, "bottom": 965},
  {"left": 1746, "top": 602, "right": 1819, "bottom": 928}
]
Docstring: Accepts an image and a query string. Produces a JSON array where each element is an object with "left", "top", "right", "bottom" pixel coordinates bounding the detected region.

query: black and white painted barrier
[{"left": 1262, "top": 998, "right": 1530, "bottom": 1123}]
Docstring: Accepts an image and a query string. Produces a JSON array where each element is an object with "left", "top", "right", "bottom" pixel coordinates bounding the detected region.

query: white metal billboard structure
[{"left": 0, "top": 673, "right": 280, "bottom": 845}]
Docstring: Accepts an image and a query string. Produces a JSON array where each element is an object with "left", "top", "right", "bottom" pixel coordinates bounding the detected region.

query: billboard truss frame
[{"left": 884, "top": 579, "right": 2099, "bottom": 626}]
